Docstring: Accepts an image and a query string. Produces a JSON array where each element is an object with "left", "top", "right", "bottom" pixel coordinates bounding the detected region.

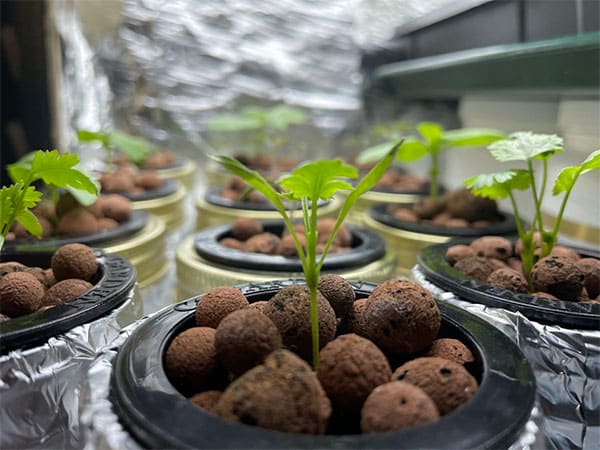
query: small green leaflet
[
  {"left": 29, "top": 150, "right": 98, "bottom": 194},
  {"left": 108, "top": 131, "right": 153, "bottom": 163},
  {"left": 77, "top": 130, "right": 109, "bottom": 146},
  {"left": 0, "top": 183, "right": 43, "bottom": 238},
  {"left": 356, "top": 138, "right": 428, "bottom": 165},
  {"left": 207, "top": 113, "right": 262, "bottom": 131},
  {"left": 264, "top": 105, "right": 307, "bottom": 130},
  {"left": 417, "top": 122, "right": 443, "bottom": 145},
  {"left": 553, "top": 149, "right": 600, "bottom": 195},
  {"left": 279, "top": 160, "right": 357, "bottom": 201},
  {"left": 209, "top": 155, "right": 287, "bottom": 216},
  {"left": 464, "top": 170, "right": 531, "bottom": 200},
  {"left": 488, "top": 132, "right": 563, "bottom": 162},
  {"left": 441, "top": 128, "right": 504, "bottom": 147}
]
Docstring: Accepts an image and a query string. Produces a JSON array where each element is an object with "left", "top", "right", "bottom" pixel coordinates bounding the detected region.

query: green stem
[
  {"left": 430, "top": 147, "right": 440, "bottom": 200},
  {"left": 546, "top": 172, "right": 580, "bottom": 257},
  {"left": 509, "top": 191, "right": 534, "bottom": 290},
  {"left": 527, "top": 159, "right": 544, "bottom": 234},
  {"left": 302, "top": 197, "right": 321, "bottom": 369}
]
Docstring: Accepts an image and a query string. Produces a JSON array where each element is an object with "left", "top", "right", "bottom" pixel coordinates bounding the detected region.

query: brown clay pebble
[
  {"left": 195, "top": 286, "right": 249, "bottom": 328},
  {"left": 165, "top": 327, "right": 222, "bottom": 396},
  {"left": 97, "top": 217, "right": 119, "bottom": 231},
  {"left": 51, "top": 243, "right": 98, "bottom": 281},
  {"left": 215, "top": 349, "right": 330, "bottom": 434},
  {"left": 215, "top": 309, "right": 282, "bottom": 376},
  {"left": 317, "top": 333, "right": 391, "bottom": 413},
  {"left": 244, "top": 233, "right": 280, "bottom": 254},
  {"left": 413, "top": 197, "right": 445, "bottom": 220},
  {"left": 531, "top": 255, "right": 585, "bottom": 301},
  {"left": 393, "top": 208, "right": 419, "bottom": 222},
  {"left": 0, "top": 262, "right": 26, "bottom": 278},
  {"left": 364, "top": 279, "right": 440, "bottom": 355},
  {"left": 101, "top": 195, "right": 133, "bottom": 221},
  {"left": 231, "top": 217, "right": 263, "bottom": 241},
  {"left": 248, "top": 301, "right": 269, "bottom": 314},
  {"left": 576, "top": 258, "right": 600, "bottom": 299},
  {"left": 445, "top": 188, "right": 498, "bottom": 222},
  {"left": 220, "top": 238, "right": 245, "bottom": 250},
  {"left": 392, "top": 356, "right": 478, "bottom": 415},
  {"left": 22, "top": 267, "right": 54, "bottom": 289},
  {"left": 445, "top": 245, "right": 475, "bottom": 266},
  {"left": 0, "top": 272, "right": 44, "bottom": 317},
  {"left": 425, "top": 338, "right": 474, "bottom": 365},
  {"left": 317, "top": 274, "right": 355, "bottom": 318},
  {"left": 135, "top": 172, "right": 163, "bottom": 190},
  {"left": 317, "top": 218, "right": 351, "bottom": 247},
  {"left": 470, "top": 236, "right": 513, "bottom": 262},
  {"left": 56, "top": 208, "right": 99, "bottom": 236},
  {"left": 189, "top": 390, "right": 222, "bottom": 414},
  {"left": 41, "top": 279, "right": 93, "bottom": 307},
  {"left": 343, "top": 298, "right": 369, "bottom": 338},
  {"left": 487, "top": 268, "right": 529, "bottom": 293},
  {"left": 454, "top": 256, "right": 506, "bottom": 282},
  {"left": 263, "top": 285, "right": 336, "bottom": 360},
  {"left": 361, "top": 381, "right": 439, "bottom": 433}
]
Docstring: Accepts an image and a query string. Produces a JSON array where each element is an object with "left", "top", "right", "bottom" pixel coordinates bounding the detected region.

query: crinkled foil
[
  {"left": 413, "top": 265, "right": 600, "bottom": 450},
  {"left": 81, "top": 305, "right": 543, "bottom": 450},
  {"left": 0, "top": 286, "right": 141, "bottom": 450}
]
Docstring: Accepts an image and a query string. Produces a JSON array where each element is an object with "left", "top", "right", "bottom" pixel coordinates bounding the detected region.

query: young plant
[
  {"left": 357, "top": 122, "right": 504, "bottom": 199},
  {"left": 77, "top": 129, "right": 154, "bottom": 165},
  {"left": 207, "top": 105, "right": 307, "bottom": 158},
  {"left": 1, "top": 150, "right": 99, "bottom": 249},
  {"left": 464, "top": 132, "right": 600, "bottom": 287},
  {"left": 212, "top": 142, "right": 401, "bottom": 368}
]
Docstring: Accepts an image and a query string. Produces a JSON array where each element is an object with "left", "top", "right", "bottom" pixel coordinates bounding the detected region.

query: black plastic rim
[
  {"left": 418, "top": 242, "right": 600, "bottom": 330},
  {"left": 204, "top": 187, "right": 329, "bottom": 212},
  {"left": 370, "top": 203, "right": 518, "bottom": 237},
  {"left": 110, "top": 279, "right": 535, "bottom": 449},
  {"left": 1, "top": 210, "right": 148, "bottom": 252},
  {"left": 193, "top": 222, "right": 386, "bottom": 272},
  {"left": 0, "top": 249, "right": 137, "bottom": 354},
  {"left": 117, "top": 178, "right": 180, "bottom": 201}
]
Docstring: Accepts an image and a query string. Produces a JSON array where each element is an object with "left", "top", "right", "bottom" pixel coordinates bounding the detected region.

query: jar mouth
[
  {"left": 0, "top": 249, "right": 136, "bottom": 354},
  {"left": 193, "top": 221, "right": 386, "bottom": 272},
  {"left": 370, "top": 203, "right": 518, "bottom": 237},
  {"left": 418, "top": 241, "right": 600, "bottom": 329},
  {"left": 109, "top": 279, "right": 535, "bottom": 449}
]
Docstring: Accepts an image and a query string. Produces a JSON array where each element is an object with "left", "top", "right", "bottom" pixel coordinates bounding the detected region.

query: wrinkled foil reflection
[
  {"left": 413, "top": 266, "right": 600, "bottom": 450},
  {"left": 0, "top": 286, "right": 140, "bottom": 450}
]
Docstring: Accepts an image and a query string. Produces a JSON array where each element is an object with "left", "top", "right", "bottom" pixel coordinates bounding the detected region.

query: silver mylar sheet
[
  {"left": 81, "top": 307, "right": 543, "bottom": 450},
  {"left": 0, "top": 286, "right": 141, "bottom": 450},
  {"left": 413, "top": 265, "right": 600, "bottom": 450}
]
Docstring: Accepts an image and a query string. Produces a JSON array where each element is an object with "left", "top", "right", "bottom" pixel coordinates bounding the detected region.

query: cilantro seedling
[
  {"left": 212, "top": 142, "right": 400, "bottom": 368},
  {"left": 357, "top": 122, "right": 504, "bottom": 199},
  {"left": 465, "top": 132, "right": 600, "bottom": 287},
  {"left": 207, "top": 105, "right": 307, "bottom": 159},
  {"left": 77, "top": 129, "right": 154, "bottom": 165},
  {"left": 1, "top": 150, "right": 98, "bottom": 249}
]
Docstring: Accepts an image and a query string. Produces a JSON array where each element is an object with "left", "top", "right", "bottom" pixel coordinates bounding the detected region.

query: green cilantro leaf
[
  {"left": 553, "top": 149, "right": 600, "bottom": 195},
  {"left": 264, "top": 105, "right": 307, "bottom": 130},
  {"left": 441, "top": 128, "right": 505, "bottom": 147},
  {"left": 464, "top": 170, "right": 531, "bottom": 200},
  {"left": 417, "top": 122, "right": 443, "bottom": 145},
  {"left": 279, "top": 160, "right": 357, "bottom": 201},
  {"left": 77, "top": 130, "right": 109, "bottom": 146},
  {"left": 108, "top": 131, "right": 153, "bottom": 163},
  {"left": 30, "top": 150, "right": 98, "bottom": 194},
  {"left": 207, "top": 113, "right": 263, "bottom": 131},
  {"left": 489, "top": 132, "right": 563, "bottom": 162},
  {"left": 14, "top": 208, "right": 42, "bottom": 237}
]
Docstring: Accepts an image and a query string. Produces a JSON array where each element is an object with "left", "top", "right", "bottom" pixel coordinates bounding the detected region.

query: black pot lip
[
  {"left": 204, "top": 187, "right": 329, "bottom": 212},
  {"left": 417, "top": 239, "right": 600, "bottom": 330},
  {"left": 193, "top": 221, "right": 386, "bottom": 272},
  {"left": 110, "top": 279, "right": 535, "bottom": 449},
  {"left": 0, "top": 248, "right": 136, "bottom": 354},
  {"left": 1, "top": 210, "right": 148, "bottom": 252},
  {"left": 370, "top": 203, "right": 517, "bottom": 237},
  {"left": 111, "top": 178, "right": 181, "bottom": 201}
]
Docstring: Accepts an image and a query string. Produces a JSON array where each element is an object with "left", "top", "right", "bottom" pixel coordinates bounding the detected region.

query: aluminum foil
[
  {"left": 413, "top": 265, "right": 600, "bottom": 450},
  {"left": 81, "top": 304, "right": 543, "bottom": 450},
  {"left": 0, "top": 285, "right": 141, "bottom": 450}
]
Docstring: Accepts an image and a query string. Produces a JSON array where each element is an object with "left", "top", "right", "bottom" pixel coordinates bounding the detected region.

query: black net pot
[
  {"left": 3, "top": 211, "right": 168, "bottom": 290},
  {"left": 0, "top": 248, "right": 138, "bottom": 449},
  {"left": 415, "top": 240, "right": 600, "bottom": 449},
  {"left": 175, "top": 221, "right": 397, "bottom": 300},
  {"left": 363, "top": 203, "right": 517, "bottom": 276},
  {"left": 105, "top": 280, "right": 537, "bottom": 449},
  {"left": 195, "top": 187, "right": 342, "bottom": 229}
]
